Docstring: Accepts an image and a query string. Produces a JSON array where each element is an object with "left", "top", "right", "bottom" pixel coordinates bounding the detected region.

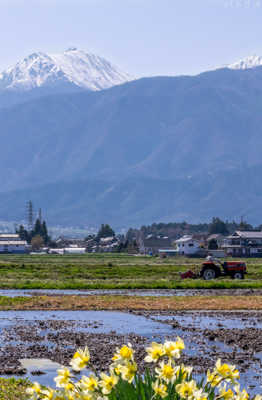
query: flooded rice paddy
[
  {"left": 0, "top": 309, "right": 262, "bottom": 394},
  {"left": 1, "top": 288, "right": 262, "bottom": 297}
]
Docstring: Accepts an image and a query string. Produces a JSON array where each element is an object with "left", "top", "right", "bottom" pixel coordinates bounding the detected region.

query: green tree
[
  {"left": 208, "top": 238, "right": 218, "bottom": 250},
  {"left": 238, "top": 220, "right": 253, "bottom": 231},
  {"left": 208, "top": 218, "right": 228, "bottom": 235},
  {"left": 17, "top": 225, "right": 29, "bottom": 242},
  {"left": 41, "top": 220, "right": 50, "bottom": 245},
  {"left": 97, "top": 224, "right": 115, "bottom": 240},
  {"left": 32, "top": 218, "right": 42, "bottom": 236},
  {"left": 31, "top": 219, "right": 50, "bottom": 245}
]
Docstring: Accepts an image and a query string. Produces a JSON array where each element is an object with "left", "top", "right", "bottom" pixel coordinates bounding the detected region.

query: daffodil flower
[
  {"left": 54, "top": 367, "right": 72, "bottom": 388},
  {"left": 145, "top": 342, "right": 165, "bottom": 363},
  {"left": 152, "top": 380, "right": 168, "bottom": 398},
  {"left": 70, "top": 346, "right": 90, "bottom": 371},
  {"left": 112, "top": 343, "right": 134, "bottom": 363},
  {"left": 176, "top": 380, "right": 198, "bottom": 400},
  {"left": 99, "top": 372, "right": 119, "bottom": 395},
  {"left": 155, "top": 360, "right": 176, "bottom": 383}
]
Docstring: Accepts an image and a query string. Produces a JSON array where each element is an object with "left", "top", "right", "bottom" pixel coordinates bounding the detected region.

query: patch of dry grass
[{"left": 1, "top": 295, "right": 262, "bottom": 310}]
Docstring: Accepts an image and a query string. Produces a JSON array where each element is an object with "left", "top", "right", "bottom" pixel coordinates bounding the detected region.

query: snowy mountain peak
[
  {"left": 227, "top": 55, "right": 262, "bottom": 70},
  {"left": 0, "top": 49, "right": 133, "bottom": 91}
]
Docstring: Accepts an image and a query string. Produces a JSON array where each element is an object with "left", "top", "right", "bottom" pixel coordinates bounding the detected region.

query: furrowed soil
[{"left": 0, "top": 253, "right": 262, "bottom": 289}]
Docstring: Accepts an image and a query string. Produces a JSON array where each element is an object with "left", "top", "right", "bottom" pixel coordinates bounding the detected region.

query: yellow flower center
[{"left": 162, "top": 365, "right": 175, "bottom": 380}]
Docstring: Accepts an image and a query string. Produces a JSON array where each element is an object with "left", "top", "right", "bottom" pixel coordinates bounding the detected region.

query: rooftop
[
  {"left": 0, "top": 233, "right": 20, "bottom": 238},
  {"left": 175, "top": 235, "right": 199, "bottom": 243},
  {"left": 230, "top": 231, "right": 262, "bottom": 239},
  {"left": 0, "top": 241, "right": 27, "bottom": 245}
]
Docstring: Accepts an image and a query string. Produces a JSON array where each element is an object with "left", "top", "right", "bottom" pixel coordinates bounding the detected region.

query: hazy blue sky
[{"left": 0, "top": 0, "right": 261, "bottom": 77}]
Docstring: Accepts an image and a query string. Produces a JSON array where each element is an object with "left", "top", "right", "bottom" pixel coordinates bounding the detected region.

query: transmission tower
[
  {"left": 38, "top": 208, "right": 42, "bottom": 224},
  {"left": 26, "top": 201, "right": 34, "bottom": 231}
]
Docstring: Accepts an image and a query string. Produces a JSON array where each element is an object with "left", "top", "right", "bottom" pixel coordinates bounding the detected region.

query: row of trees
[{"left": 133, "top": 217, "right": 256, "bottom": 239}]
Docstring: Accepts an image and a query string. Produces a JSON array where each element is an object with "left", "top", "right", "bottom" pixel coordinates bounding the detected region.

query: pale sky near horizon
[{"left": 0, "top": 0, "right": 261, "bottom": 77}]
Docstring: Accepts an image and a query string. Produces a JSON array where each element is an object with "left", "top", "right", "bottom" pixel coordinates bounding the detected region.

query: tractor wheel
[
  {"left": 203, "top": 268, "right": 216, "bottom": 280},
  {"left": 233, "top": 272, "right": 244, "bottom": 280}
]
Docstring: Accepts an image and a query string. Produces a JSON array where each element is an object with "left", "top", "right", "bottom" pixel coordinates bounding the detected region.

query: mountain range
[{"left": 0, "top": 50, "right": 262, "bottom": 228}]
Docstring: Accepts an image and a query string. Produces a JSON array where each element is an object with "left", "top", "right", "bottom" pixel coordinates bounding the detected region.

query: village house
[
  {"left": 223, "top": 231, "right": 262, "bottom": 257},
  {"left": 174, "top": 235, "right": 202, "bottom": 256},
  {"left": 0, "top": 233, "right": 28, "bottom": 254},
  {"left": 139, "top": 235, "right": 172, "bottom": 255},
  {"left": 55, "top": 236, "right": 87, "bottom": 248}
]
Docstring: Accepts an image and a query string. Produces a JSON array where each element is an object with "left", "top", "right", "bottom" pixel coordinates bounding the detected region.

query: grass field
[
  {"left": 0, "top": 378, "right": 29, "bottom": 400},
  {"left": 0, "top": 253, "right": 262, "bottom": 289}
]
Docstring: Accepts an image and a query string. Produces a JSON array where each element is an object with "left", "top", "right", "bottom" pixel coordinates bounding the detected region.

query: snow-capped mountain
[
  {"left": 0, "top": 48, "right": 133, "bottom": 91},
  {"left": 227, "top": 55, "right": 262, "bottom": 70}
]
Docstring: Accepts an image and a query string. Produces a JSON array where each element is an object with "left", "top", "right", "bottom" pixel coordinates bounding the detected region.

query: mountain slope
[
  {"left": 1, "top": 166, "right": 262, "bottom": 228},
  {"left": 1, "top": 67, "right": 262, "bottom": 226}
]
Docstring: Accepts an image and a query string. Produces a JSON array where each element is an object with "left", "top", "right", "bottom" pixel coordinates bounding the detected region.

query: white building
[
  {"left": 174, "top": 235, "right": 201, "bottom": 256},
  {"left": 0, "top": 233, "right": 28, "bottom": 254},
  {"left": 63, "top": 247, "right": 86, "bottom": 254}
]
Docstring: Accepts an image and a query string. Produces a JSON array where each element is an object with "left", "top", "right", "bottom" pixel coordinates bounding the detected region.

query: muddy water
[
  {"left": 0, "top": 288, "right": 262, "bottom": 297},
  {"left": 153, "top": 311, "right": 262, "bottom": 329},
  {"left": 0, "top": 310, "right": 175, "bottom": 337},
  {"left": 148, "top": 311, "right": 262, "bottom": 393},
  {"left": 0, "top": 310, "right": 262, "bottom": 394},
  {"left": 0, "top": 310, "right": 174, "bottom": 386}
]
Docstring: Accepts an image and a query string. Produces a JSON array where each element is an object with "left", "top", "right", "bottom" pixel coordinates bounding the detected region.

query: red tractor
[
  {"left": 200, "top": 260, "right": 246, "bottom": 280},
  {"left": 181, "top": 260, "right": 247, "bottom": 280}
]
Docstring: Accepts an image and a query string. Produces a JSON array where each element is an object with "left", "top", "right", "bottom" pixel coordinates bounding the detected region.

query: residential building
[
  {"left": 174, "top": 235, "right": 201, "bottom": 256},
  {"left": 0, "top": 233, "right": 28, "bottom": 254},
  {"left": 139, "top": 235, "right": 172, "bottom": 255},
  {"left": 223, "top": 231, "right": 262, "bottom": 257}
]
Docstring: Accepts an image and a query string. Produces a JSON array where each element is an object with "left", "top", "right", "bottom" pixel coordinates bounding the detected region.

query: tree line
[
  {"left": 16, "top": 219, "right": 50, "bottom": 249},
  {"left": 126, "top": 217, "right": 260, "bottom": 242}
]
